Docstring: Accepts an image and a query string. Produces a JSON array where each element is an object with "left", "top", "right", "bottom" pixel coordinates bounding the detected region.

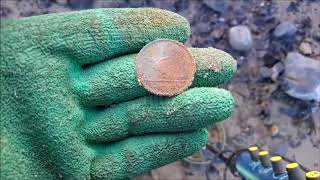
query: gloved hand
[{"left": 0, "top": 8, "right": 236, "bottom": 179}]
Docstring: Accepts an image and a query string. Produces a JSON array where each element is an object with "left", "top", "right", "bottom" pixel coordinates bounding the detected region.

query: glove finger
[
  {"left": 7, "top": 8, "right": 190, "bottom": 66},
  {"left": 75, "top": 47, "right": 236, "bottom": 106},
  {"left": 81, "top": 87, "right": 233, "bottom": 143},
  {"left": 90, "top": 129, "right": 207, "bottom": 179}
]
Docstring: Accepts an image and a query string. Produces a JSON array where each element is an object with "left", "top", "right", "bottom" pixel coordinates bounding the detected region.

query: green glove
[{"left": 0, "top": 8, "right": 236, "bottom": 179}]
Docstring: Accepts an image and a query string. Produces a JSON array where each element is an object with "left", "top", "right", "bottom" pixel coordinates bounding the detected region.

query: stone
[
  {"left": 267, "top": 124, "right": 279, "bottom": 136},
  {"left": 271, "top": 62, "right": 284, "bottom": 81},
  {"left": 299, "top": 42, "right": 312, "bottom": 55},
  {"left": 273, "top": 21, "right": 297, "bottom": 38},
  {"left": 256, "top": 40, "right": 269, "bottom": 50},
  {"left": 230, "top": 19, "right": 238, "bottom": 26},
  {"left": 196, "top": 22, "right": 210, "bottom": 33},
  {"left": 211, "top": 29, "right": 223, "bottom": 39},
  {"left": 68, "top": 0, "right": 94, "bottom": 9},
  {"left": 203, "top": 0, "right": 229, "bottom": 14},
  {"left": 311, "top": 106, "right": 320, "bottom": 123},
  {"left": 289, "top": 135, "right": 301, "bottom": 148},
  {"left": 260, "top": 67, "right": 272, "bottom": 78},
  {"left": 128, "top": 0, "right": 145, "bottom": 8},
  {"left": 228, "top": 25, "right": 253, "bottom": 51},
  {"left": 55, "top": 0, "right": 68, "bottom": 5},
  {"left": 218, "top": 17, "right": 225, "bottom": 23},
  {"left": 283, "top": 52, "right": 320, "bottom": 102},
  {"left": 312, "top": 30, "right": 320, "bottom": 42}
]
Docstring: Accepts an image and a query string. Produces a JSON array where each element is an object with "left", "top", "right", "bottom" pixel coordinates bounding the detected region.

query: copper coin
[{"left": 136, "top": 39, "right": 196, "bottom": 96}]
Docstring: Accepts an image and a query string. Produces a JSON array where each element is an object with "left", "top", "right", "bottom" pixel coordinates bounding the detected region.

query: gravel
[
  {"left": 228, "top": 25, "right": 253, "bottom": 51},
  {"left": 299, "top": 42, "right": 312, "bottom": 55},
  {"left": 273, "top": 21, "right": 297, "bottom": 38},
  {"left": 283, "top": 52, "right": 320, "bottom": 102},
  {"left": 271, "top": 62, "right": 284, "bottom": 81}
]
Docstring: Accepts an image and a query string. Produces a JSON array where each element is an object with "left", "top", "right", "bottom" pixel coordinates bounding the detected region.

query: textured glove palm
[{"left": 0, "top": 8, "right": 236, "bottom": 179}]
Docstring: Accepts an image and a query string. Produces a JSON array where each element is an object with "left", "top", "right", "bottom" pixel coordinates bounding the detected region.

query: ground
[{"left": 1, "top": 0, "right": 319, "bottom": 179}]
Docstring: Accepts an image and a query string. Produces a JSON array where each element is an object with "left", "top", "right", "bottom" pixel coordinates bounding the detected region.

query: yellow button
[
  {"left": 248, "top": 146, "right": 258, "bottom": 152},
  {"left": 306, "top": 171, "right": 320, "bottom": 178},
  {"left": 286, "top": 162, "right": 299, "bottom": 169},
  {"left": 258, "top": 150, "right": 269, "bottom": 156},
  {"left": 270, "top": 156, "right": 282, "bottom": 162}
]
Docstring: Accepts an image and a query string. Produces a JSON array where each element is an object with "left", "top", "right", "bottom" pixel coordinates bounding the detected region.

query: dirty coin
[{"left": 136, "top": 39, "right": 196, "bottom": 96}]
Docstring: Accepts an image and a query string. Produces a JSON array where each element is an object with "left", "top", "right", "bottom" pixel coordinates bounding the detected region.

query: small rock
[
  {"left": 218, "top": 17, "right": 225, "bottom": 23},
  {"left": 289, "top": 135, "right": 301, "bottom": 148},
  {"left": 228, "top": 25, "right": 253, "bottom": 51},
  {"left": 203, "top": 0, "right": 229, "bottom": 14},
  {"left": 196, "top": 22, "right": 210, "bottom": 33},
  {"left": 0, "top": 6, "right": 11, "bottom": 17},
  {"left": 233, "top": 83, "right": 250, "bottom": 98},
  {"left": 312, "top": 44, "right": 320, "bottom": 56},
  {"left": 55, "top": 0, "right": 68, "bottom": 5},
  {"left": 299, "top": 16, "right": 312, "bottom": 29},
  {"left": 267, "top": 124, "right": 279, "bottom": 136},
  {"left": 237, "top": 56, "right": 245, "bottom": 66},
  {"left": 299, "top": 42, "right": 312, "bottom": 55},
  {"left": 271, "top": 62, "right": 284, "bottom": 81},
  {"left": 230, "top": 19, "right": 238, "bottom": 26},
  {"left": 68, "top": 0, "right": 94, "bottom": 9},
  {"left": 312, "top": 30, "right": 320, "bottom": 42},
  {"left": 128, "top": 0, "right": 145, "bottom": 7},
  {"left": 256, "top": 40, "right": 269, "bottom": 50},
  {"left": 279, "top": 102, "right": 311, "bottom": 120},
  {"left": 211, "top": 29, "right": 223, "bottom": 39},
  {"left": 287, "top": 2, "right": 299, "bottom": 12},
  {"left": 311, "top": 106, "right": 320, "bottom": 125},
  {"left": 283, "top": 52, "right": 320, "bottom": 101},
  {"left": 257, "top": 50, "right": 267, "bottom": 58},
  {"left": 260, "top": 67, "right": 272, "bottom": 78},
  {"left": 273, "top": 21, "right": 297, "bottom": 38}
]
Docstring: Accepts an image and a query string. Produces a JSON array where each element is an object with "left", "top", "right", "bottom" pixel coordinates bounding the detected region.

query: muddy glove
[{"left": 0, "top": 8, "right": 236, "bottom": 179}]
